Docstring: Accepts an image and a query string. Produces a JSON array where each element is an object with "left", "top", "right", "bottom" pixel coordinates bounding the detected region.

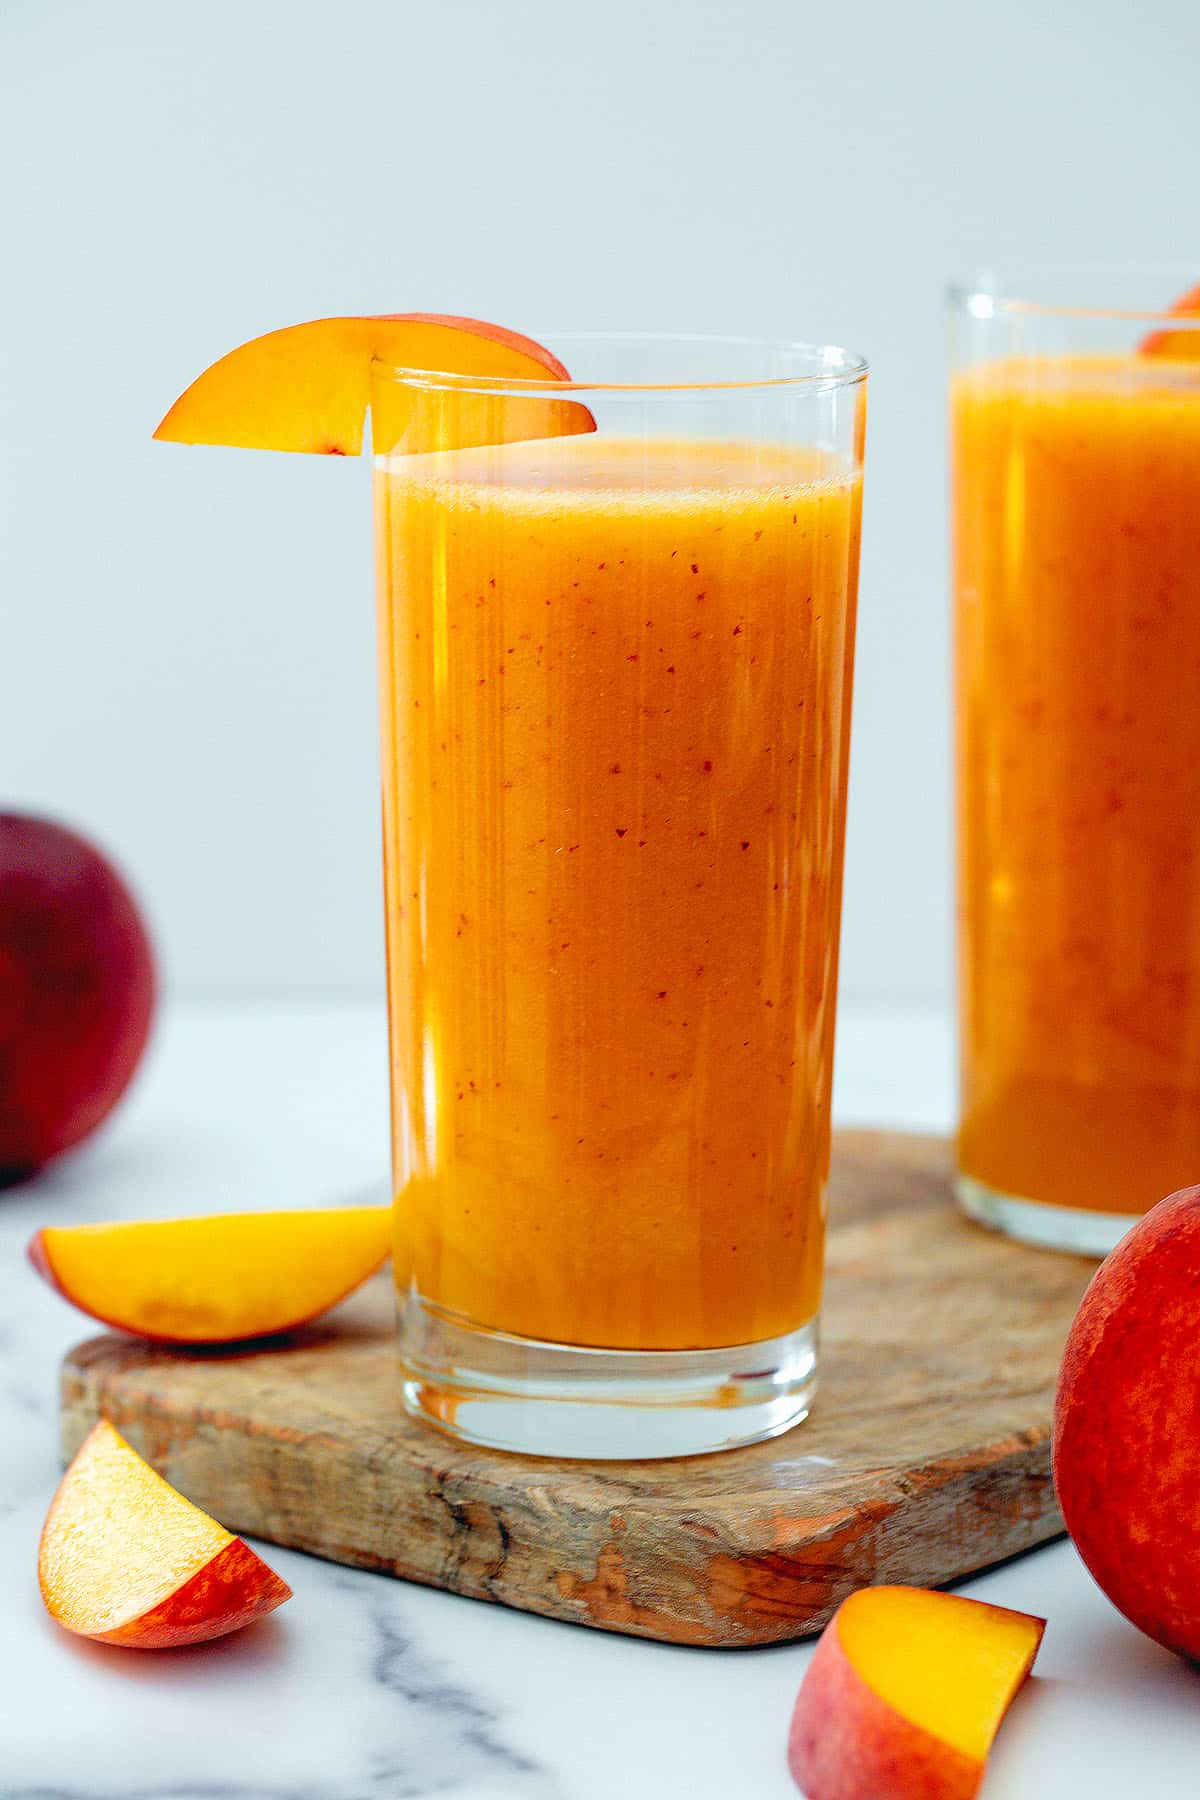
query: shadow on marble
[{"left": 46, "top": 1609, "right": 292, "bottom": 1683}]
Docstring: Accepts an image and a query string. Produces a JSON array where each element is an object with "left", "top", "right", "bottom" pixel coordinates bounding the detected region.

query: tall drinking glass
[
  {"left": 951, "top": 272, "right": 1200, "bottom": 1254},
  {"left": 372, "top": 335, "right": 866, "bottom": 1456}
]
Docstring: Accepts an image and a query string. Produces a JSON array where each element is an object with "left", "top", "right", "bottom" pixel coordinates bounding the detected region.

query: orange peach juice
[
  {"left": 375, "top": 434, "right": 861, "bottom": 1349},
  {"left": 954, "top": 355, "right": 1200, "bottom": 1215}
]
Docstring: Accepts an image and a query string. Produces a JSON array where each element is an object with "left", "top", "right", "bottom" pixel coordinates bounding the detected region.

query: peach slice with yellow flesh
[
  {"left": 28, "top": 1205, "right": 390, "bottom": 1343},
  {"left": 1140, "top": 284, "right": 1200, "bottom": 359},
  {"left": 39, "top": 1418, "right": 291, "bottom": 1648},
  {"left": 153, "top": 313, "right": 597, "bottom": 456},
  {"left": 788, "top": 1586, "right": 1045, "bottom": 1800}
]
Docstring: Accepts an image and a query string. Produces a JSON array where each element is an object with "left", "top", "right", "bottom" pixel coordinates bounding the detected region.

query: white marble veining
[{"left": 2, "top": 1001, "right": 1198, "bottom": 1798}]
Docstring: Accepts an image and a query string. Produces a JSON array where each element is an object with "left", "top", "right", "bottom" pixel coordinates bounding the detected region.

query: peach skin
[
  {"left": 788, "top": 1586, "right": 1044, "bottom": 1799},
  {"left": 39, "top": 1419, "right": 291, "bottom": 1648},
  {"left": 153, "top": 313, "right": 596, "bottom": 455},
  {"left": 1054, "top": 1183, "right": 1200, "bottom": 1660},
  {"left": 28, "top": 1204, "right": 390, "bottom": 1343},
  {"left": 0, "top": 812, "right": 155, "bottom": 1182}
]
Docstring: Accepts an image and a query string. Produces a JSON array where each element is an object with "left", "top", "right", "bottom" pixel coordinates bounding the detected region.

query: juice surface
[
  {"left": 954, "top": 354, "right": 1200, "bottom": 1214},
  {"left": 375, "top": 434, "right": 860, "bottom": 1348}
]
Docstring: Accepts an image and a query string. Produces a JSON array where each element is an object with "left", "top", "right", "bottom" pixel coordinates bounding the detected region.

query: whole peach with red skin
[
  {"left": 1053, "top": 1183, "right": 1200, "bottom": 1659},
  {"left": 0, "top": 814, "right": 155, "bottom": 1182}
]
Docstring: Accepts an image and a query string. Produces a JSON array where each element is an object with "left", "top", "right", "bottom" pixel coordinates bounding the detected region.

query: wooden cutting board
[{"left": 58, "top": 1130, "right": 1096, "bottom": 1648}]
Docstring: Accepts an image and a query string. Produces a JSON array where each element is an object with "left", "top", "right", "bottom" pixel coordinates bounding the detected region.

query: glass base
[
  {"left": 956, "top": 1173, "right": 1138, "bottom": 1256},
  {"left": 399, "top": 1294, "right": 819, "bottom": 1460}
]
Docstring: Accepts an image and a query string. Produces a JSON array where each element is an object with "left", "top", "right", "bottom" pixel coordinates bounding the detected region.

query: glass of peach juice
[
  {"left": 373, "top": 336, "right": 866, "bottom": 1456},
  {"left": 951, "top": 273, "right": 1200, "bottom": 1254}
]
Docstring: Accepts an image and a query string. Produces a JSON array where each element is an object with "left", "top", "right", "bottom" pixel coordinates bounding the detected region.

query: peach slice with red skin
[
  {"left": 28, "top": 1205, "right": 390, "bottom": 1343},
  {"left": 153, "top": 313, "right": 596, "bottom": 456},
  {"left": 1140, "top": 284, "right": 1200, "bottom": 359},
  {"left": 39, "top": 1419, "right": 291, "bottom": 1648},
  {"left": 788, "top": 1585, "right": 1045, "bottom": 1800}
]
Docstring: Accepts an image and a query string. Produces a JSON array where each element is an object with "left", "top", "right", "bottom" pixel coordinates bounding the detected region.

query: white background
[{"left": 3, "top": 0, "right": 1198, "bottom": 1006}]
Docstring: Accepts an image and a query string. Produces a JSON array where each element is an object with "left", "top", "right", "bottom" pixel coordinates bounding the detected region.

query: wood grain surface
[{"left": 58, "top": 1130, "right": 1097, "bottom": 1647}]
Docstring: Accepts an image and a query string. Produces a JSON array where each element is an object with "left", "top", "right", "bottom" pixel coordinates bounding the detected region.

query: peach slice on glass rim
[
  {"left": 1139, "top": 284, "right": 1200, "bottom": 359},
  {"left": 27, "top": 1204, "right": 391, "bottom": 1343},
  {"left": 39, "top": 1419, "right": 291, "bottom": 1649},
  {"left": 153, "top": 313, "right": 597, "bottom": 455},
  {"left": 788, "top": 1585, "right": 1045, "bottom": 1800}
]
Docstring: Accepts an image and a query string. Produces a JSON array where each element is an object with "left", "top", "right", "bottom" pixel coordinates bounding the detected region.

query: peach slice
[
  {"left": 28, "top": 1204, "right": 390, "bottom": 1343},
  {"left": 39, "top": 1418, "right": 290, "bottom": 1648},
  {"left": 153, "top": 313, "right": 597, "bottom": 456},
  {"left": 1139, "top": 284, "right": 1200, "bottom": 359},
  {"left": 788, "top": 1585, "right": 1045, "bottom": 1800}
]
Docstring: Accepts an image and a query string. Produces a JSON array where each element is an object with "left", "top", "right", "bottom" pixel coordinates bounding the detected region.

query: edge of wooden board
[{"left": 59, "top": 1341, "right": 1063, "bottom": 1648}]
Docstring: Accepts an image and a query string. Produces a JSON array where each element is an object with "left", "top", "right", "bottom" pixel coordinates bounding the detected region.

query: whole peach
[
  {"left": 0, "top": 813, "right": 155, "bottom": 1181},
  {"left": 1053, "top": 1187, "right": 1200, "bottom": 1658}
]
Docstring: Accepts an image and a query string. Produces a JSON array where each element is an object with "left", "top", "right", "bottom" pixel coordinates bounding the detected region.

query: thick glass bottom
[
  {"left": 399, "top": 1293, "right": 819, "bottom": 1460},
  {"left": 956, "top": 1172, "right": 1138, "bottom": 1256}
]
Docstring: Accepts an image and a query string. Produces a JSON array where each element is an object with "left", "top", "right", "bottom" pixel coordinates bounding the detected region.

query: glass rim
[
  {"left": 371, "top": 330, "right": 869, "bottom": 396},
  {"left": 948, "top": 266, "right": 1200, "bottom": 324}
]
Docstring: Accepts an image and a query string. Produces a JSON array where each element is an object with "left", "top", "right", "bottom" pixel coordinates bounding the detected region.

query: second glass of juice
[
  {"left": 952, "top": 273, "right": 1200, "bottom": 1253},
  {"left": 374, "top": 335, "right": 866, "bottom": 1456}
]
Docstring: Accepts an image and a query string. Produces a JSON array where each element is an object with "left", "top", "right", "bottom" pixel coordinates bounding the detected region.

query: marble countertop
[{"left": 3, "top": 1001, "right": 1198, "bottom": 1798}]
